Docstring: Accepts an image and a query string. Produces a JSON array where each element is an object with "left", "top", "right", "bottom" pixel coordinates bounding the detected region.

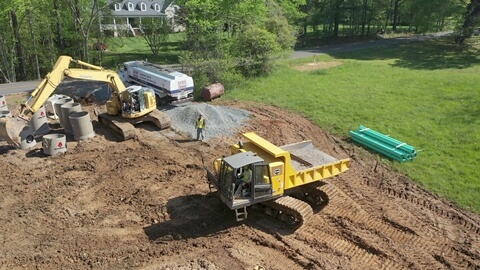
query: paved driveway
[
  {"left": 0, "top": 80, "right": 40, "bottom": 95},
  {"left": 290, "top": 32, "right": 451, "bottom": 59}
]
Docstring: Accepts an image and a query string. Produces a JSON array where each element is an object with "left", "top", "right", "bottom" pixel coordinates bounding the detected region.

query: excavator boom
[{"left": 23, "top": 56, "right": 126, "bottom": 116}]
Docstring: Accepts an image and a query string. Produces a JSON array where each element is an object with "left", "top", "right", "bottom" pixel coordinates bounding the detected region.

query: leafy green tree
[
  {"left": 0, "top": 0, "right": 53, "bottom": 82},
  {"left": 143, "top": 17, "right": 172, "bottom": 56},
  {"left": 274, "top": 0, "right": 307, "bottom": 24},
  {"left": 232, "top": 25, "right": 281, "bottom": 76},
  {"left": 65, "top": 0, "right": 110, "bottom": 61},
  {"left": 266, "top": 0, "right": 298, "bottom": 52},
  {"left": 409, "top": 0, "right": 464, "bottom": 33},
  {"left": 455, "top": 0, "right": 480, "bottom": 43},
  {"left": 176, "top": 0, "right": 297, "bottom": 88}
]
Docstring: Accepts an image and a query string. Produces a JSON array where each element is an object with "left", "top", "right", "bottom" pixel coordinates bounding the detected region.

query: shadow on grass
[{"left": 331, "top": 38, "right": 480, "bottom": 70}]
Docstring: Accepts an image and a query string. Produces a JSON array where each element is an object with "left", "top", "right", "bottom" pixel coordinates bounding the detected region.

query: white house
[{"left": 102, "top": 0, "right": 183, "bottom": 37}]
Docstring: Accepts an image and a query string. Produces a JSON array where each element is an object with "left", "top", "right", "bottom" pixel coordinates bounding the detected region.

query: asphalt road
[
  {"left": 290, "top": 32, "right": 450, "bottom": 59},
  {"left": 0, "top": 80, "right": 41, "bottom": 96},
  {"left": 290, "top": 36, "right": 414, "bottom": 59}
]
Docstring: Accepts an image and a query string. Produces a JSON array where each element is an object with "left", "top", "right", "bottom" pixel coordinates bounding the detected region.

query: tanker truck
[{"left": 118, "top": 61, "right": 194, "bottom": 105}]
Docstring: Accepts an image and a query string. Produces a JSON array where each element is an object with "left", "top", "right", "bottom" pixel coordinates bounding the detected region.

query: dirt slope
[{"left": 0, "top": 101, "right": 479, "bottom": 270}]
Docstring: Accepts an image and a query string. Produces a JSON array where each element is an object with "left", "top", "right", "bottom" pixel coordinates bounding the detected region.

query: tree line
[{"left": 0, "top": 0, "right": 478, "bottom": 85}]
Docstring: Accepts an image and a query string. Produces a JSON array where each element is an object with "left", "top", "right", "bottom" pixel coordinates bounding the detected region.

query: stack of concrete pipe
[
  {"left": 0, "top": 95, "right": 9, "bottom": 141},
  {"left": 30, "top": 106, "right": 50, "bottom": 136},
  {"left": 0, "top": 95, "right": 10, "bottom": 142},
  {"left": 60, "top": 102, "right": 83, "bottom": 134},
  {"left": 69, "top": 111, "right": 95, "bottom": 140},
  {"left": 44, "top": 94, "right": 70, "bottom": 119},
  {"left": 53, "top": 97, "right": 74, "bottom": 128},
  {"left": 0, "top": 95, "right": 95, "bottom": 154}
]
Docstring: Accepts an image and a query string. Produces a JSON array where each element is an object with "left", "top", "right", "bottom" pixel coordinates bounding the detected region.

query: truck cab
[{"left": 207, "top": 151, "right": 276, "bottom": 219}]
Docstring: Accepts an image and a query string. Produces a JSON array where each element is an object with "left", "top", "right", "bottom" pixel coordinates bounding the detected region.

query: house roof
[{"left": 110, "top": 0, "right": 175, "bottom": 17}]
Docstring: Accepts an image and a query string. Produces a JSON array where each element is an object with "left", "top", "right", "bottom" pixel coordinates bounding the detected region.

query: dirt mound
[{"left": 0, "top": 101, "right": 478, "bottom": 270}]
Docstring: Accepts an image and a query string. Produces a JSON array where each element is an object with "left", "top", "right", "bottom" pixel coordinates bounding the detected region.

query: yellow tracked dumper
[{"left": 206, "top": 132, "right": 351, "bottom": 228}]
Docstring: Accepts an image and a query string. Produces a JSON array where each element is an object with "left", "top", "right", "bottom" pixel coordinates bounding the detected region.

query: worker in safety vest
[
  {"left": 234, "top": 166, "right": 252, "bottom": 197},
  {"left": 195, "top": 114, "right": 206, "bottom": 141},
  {"left": 241, "top": 166, "right": 251, "bottom": 184}
]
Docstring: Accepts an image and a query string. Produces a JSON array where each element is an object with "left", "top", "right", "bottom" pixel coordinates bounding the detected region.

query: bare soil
[
  {"left": 291, "top": 61, "right": 343, "bottom": 71},
  {"left": 0, "top": 100, "right": 479, "bottom": 270}
]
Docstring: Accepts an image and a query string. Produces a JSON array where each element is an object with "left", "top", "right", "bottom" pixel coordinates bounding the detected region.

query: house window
[
  {"left": 153, "top": 3, "right": 161, "bottom": 12},
  {"left": 140, "top": 2, "right": 146, "bottom": 11},
  {"left": 114, "top": 3, "right": 121, "bottom": 11},
  {"left": 127, "top": 2, "right": 134, "bottom": 11}
]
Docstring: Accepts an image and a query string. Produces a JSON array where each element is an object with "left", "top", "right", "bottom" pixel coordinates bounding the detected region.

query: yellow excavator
[
  {"left": 206, "top": 132, "right": 351, "bottom": 228},
  {"left": 0, "top": 55, "right": 171, "bottom": 147}
]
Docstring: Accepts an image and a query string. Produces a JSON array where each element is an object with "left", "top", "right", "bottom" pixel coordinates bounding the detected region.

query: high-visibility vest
[
  {"left": 242, "top": 169, "right": 251, "bottom": 183},
  {"left": 196, "top": 118, "right": 205, "bottom": 128}
]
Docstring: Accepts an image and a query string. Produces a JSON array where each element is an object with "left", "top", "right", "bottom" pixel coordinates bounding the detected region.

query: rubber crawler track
[
  {"left": 261, "top": 196, "right": 313, "bottom": 228},
  {"left": 97, "top": 113, "right": 136, "bottom": 141},
  {"left": 315, "top": 181, "right": 338, "bottom": 201}
]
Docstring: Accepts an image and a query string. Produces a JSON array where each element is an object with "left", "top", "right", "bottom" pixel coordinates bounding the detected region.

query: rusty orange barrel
[{"left": 201, "top": 83, "right": 224, "bottom": 101}]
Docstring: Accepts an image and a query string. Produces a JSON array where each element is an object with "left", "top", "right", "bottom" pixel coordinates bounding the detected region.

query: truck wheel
[{"left": 155, "top": 95, "right": 167, "bottom": 106}]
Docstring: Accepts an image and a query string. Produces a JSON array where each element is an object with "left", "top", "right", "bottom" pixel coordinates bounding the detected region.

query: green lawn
[
  {"left": 225, "top": 38, "right": 480, "bottom": 213},
  {"left": 101, "top": 33, "right": 186, "bottom": 68}
]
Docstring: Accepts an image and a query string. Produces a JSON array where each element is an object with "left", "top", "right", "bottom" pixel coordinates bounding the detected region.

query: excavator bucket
[{"left": 0, "top": 117, "right": 37, "bottom": 149}]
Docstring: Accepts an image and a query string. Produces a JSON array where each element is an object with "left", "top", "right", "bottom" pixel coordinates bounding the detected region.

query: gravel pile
[{"left": 163, "top": 103, "right": 251, "bottom": 140}]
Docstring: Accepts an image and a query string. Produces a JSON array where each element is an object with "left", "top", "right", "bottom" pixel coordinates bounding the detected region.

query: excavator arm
[{"left": 21, "top": 55, "right": 126, "bottom": 117}]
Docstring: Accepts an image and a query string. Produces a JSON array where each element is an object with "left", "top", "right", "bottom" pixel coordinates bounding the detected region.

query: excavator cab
[
  {"left": 208, "top": 151, "right": 274, "bottom": 220},
  {"left": 119, "top": 86, "right": 155, "bottom": 115}
]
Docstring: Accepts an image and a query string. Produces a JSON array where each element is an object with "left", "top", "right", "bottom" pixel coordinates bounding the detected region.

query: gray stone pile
[{"left": 163, "top": 103, "right": 250, "bottom": 140}]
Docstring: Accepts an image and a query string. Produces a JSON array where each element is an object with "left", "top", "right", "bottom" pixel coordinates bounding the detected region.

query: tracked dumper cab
[{"left": 206, "top": 132, "right": 351, "bottom": 228}]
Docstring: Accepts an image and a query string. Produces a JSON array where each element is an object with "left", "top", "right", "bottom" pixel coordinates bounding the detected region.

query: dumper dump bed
[
  {"left": 280, "top": 140, "right": 338, "bottom": 171},
  {"left": 239, "top": 132, "right": 350, "bottom": 190}
]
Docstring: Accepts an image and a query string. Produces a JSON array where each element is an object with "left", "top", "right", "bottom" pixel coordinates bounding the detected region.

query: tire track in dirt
[
  {"left": 296, "top": 226, "right": 405, "bottom": 270},
  {"left": 289, "top": 182, "right": 407, "bottom": 270},
  {"left": 229, "top": 102, "right": 479, "bottom": 269},
  {"left": 247, "top": 183, "right": 405, "bottom": 269},
  {"left": 246, "top": 225, "right": 326, "bottom": 269},
  {"left": 371, "top": 181, "right": 480, "bottom": 234},
  {"left": 321, "top": 180, "right": 478, "bottom": 269}
]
